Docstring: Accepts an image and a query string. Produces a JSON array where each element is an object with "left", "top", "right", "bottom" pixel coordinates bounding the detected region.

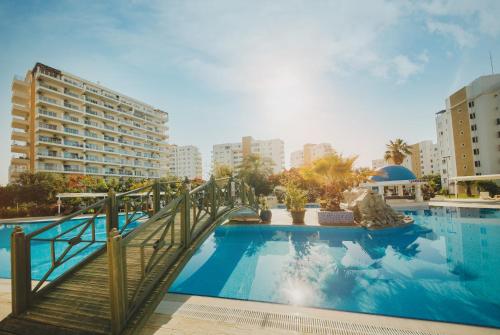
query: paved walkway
[{"left": 140, "top": 293, "right": 499, "bottom": 335}]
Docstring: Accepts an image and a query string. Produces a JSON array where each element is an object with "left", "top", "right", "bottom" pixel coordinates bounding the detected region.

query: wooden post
[
  {"left": 209, "top": 176, "right": 217, "bottom": 220},
  {"left": 124, "top": 202, "right": 129, "bottom": 224},
  {"left": 241, "top": 181, "right": 247, "bottom": 205},
  {"left": 153, "top": 181, "right": 161, "bottom": 214},
  {"left": 229, "top": 176, "right": 235, "bottom": 208},
  {"left": 11, "top": 227, "right": 30, "bottom": 316},
  {"left": 180, "top": 190, "right": 191, "bottom": 247},
  {"left": 106, "top": 189, "right": 118, "bottom": 234},
  {"left": 107, "top": 229, "right": 127, "bottom": 335}
]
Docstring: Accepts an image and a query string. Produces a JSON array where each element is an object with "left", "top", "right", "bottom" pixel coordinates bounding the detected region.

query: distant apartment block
[
  {"left": 9, "top": 63, "right": 169, "bottom": 181},
  {"left": 373, "top": 140, "right": 439, "bottom": 178},
  {"left": 436, "top": 74, "right": 500, "bottom": 191},
  {"left": 212, "top": 142, "right": 243, "bottom": 171},
  {"left": 290, "top": 143, "right": 333, "bottom": 168},
  {"left": 167, "top": 145, "right": 202, "bottom": 180},
  {"left": 212, "top": 136, "right": 285, "bottom": 174}
]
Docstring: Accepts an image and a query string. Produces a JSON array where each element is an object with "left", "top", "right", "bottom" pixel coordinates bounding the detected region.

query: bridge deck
[{"left": 0, "top": 215, "right": 186, "bottom": 335}]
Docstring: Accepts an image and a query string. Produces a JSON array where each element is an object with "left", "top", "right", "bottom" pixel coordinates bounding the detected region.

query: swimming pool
[
  {"left": 170, "top": 207, "right": 500, "bottom": 328},
  {"left": 0, "top": 213, "right": 143, "bottom": 280}
]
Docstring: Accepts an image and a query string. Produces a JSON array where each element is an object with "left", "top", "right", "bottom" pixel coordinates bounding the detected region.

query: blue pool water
[
  {"left": 0, "top": 213, "right": 143, "bottom": 280},
  {"left": 170, "top": 207, "right": 500, "bottom": 328}
]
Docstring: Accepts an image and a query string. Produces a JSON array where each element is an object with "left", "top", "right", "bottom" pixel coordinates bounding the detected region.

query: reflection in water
[{"left": 170, "top": 207, "right": 500, "bottom": 328}]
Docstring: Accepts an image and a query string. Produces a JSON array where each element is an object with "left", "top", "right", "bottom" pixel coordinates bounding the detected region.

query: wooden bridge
[{"left": 0, "top": 177, "right": 258, "bottom": 335}]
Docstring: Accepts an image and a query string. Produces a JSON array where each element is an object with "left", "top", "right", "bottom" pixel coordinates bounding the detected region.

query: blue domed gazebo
[{"left": 361, "top": 165, "right": 426, "bottom": 201}]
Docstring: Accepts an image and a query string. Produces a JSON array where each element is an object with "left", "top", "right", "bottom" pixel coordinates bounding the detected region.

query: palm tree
[
  {"left": 213, "top": 164, "right": 233, "bottom": 179},
  {"left": 301, "top": 153, "right": 360, "bottom": 211},
  {"left": 237, "top": 154, "right": 274, "bottom": 195},
  {"left": 384, "top": 139, "right": 412, "bottom": 165}
]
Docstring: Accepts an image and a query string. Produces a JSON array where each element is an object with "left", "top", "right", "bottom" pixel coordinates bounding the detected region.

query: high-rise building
[
  {"left": 212, "top": 136, "right": 285, "bottom": 174},
  {"left": 436, "top": 74, "right": 500, "bottom": 191},
  {"left": 212, "top": 142, "right": 243, "bottom": 171},
  {"left": 167, "top": 145, "right": 202, "bottom": 180},
  {"left": 407, "top": 140, "right": 440, "bottom": 177},
  {"left": 9, "top": 63, "right": 169, "bottom": 181},
  {"left": 290, "top": 143, "right": 333, "bottom": 168}
]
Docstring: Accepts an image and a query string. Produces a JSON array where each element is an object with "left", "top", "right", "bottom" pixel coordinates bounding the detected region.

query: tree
[
  {"left": 477, "top": 180, "right": 499, "bottom": 196},
  {"left": 213, "top": 164, "right": 233, "bottom": 179},
  {"left": 384, "top": 139, "right": 412, "bottom": 165},
  {"left": 270, "top": 168, "right": 322, "bottom": 202},
  {"left": 237, "top": 154, "right": 273, "bottom": 196},
  {"left": 421, "top": 174, "right": 442, "bottom": 193},
  {"left": 301, "top": 153, "right": 364, "bottom": 211},
  {"left": 15, "top": 172, "right": 65, "bottom": 205}
]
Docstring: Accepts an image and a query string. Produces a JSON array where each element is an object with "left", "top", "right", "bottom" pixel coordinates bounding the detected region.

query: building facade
[
  {"left": 212, "top": 136, "right": 285, "bottom": 174},
  {"left": 10, "top": 63, "right": 169, "bottom": 182},
  {"left": 167, "top": 145, "right": 202, "bottom": 180},
  {"left": 436, "top": 74, "right": 500, "bottom": 191},
  {"left": 290, "top": 143, "right": 333, "bottom": 168}
]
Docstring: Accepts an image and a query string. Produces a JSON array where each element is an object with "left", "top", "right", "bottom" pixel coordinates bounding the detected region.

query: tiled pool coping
[{"left": 142, "top": 293, "right": 500, "bottom": 335}]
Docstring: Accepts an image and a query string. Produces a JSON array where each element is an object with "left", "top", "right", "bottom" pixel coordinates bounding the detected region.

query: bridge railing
[
  {"left": 108, "top": 176, "right": 257, "bottom": 334},
  {"left": 10, "top": 176, "right": 257, "bottom": 334},
  {"left": 9, "top": 180, "right": 183, "bottom": 316}
]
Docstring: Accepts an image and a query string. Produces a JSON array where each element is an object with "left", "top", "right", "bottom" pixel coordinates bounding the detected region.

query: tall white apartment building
[
  {"left": 290, "top": 150, "right": 304, "bottom": 168},
  {"left": 436, "top": 74, "right": 500, "bottom": 191},
  {"left": 9, "top": 63, "right": 169, "bottom": 181},
  {"left": 212, "top": 142, "right": 243, "bottom": 171},
  {"left": 212, "top": 136, "right": 285, "bottom": 174},
  {"left": 167, "top": 145, "right": 202, "bottom": 180},
  {"left": 290, "top": 143, "right": 333, "bottom": 168}
]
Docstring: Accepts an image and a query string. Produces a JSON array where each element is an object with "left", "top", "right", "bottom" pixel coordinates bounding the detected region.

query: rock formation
[{"left": 343, "top": 188, "right": 407, "bottom": 228}]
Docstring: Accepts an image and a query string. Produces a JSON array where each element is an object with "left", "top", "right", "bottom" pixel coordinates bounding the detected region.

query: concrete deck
[
  {"left": 0, "top": 280, "right": 11, "bottom": 321},
  {"left": 141, "top": 293, "right": 500, "bottom": 335}
]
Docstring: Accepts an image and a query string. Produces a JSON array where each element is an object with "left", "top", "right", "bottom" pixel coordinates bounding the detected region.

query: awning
[{"left": 449, "top": 174, "right": 500, "bottom": 182}]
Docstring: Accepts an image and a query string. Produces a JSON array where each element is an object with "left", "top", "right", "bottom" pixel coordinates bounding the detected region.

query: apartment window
[
  {"left": 471, "top": 124, "right": 477, "bottom": 131},
  {"left": 472, "top": 137, "right": 478, "bottom": 143},
  {"left": 470, "top": 113, "right": 476, "bottom": 119},
  {"left": 468, "top": 101, "right": 474, "bottom": 108},
  {"left": 474, "top": 161, "right": 481, "bottom": 167},
  {"left": 473, "top": 148, "right": 480, "bottom": 155},
  {"left": 498, "top": 131, "right": 500, "bottom": 138},
  {"left": 64, "top": 127, "right": 79, "bottom": 135},
  {"left": 497, "top": 118, "right": 500, "bottom": 125}
]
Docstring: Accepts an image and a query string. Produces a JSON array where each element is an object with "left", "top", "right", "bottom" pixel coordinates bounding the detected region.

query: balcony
[
  {"left": 11, "top": 155, "right": 30, "bottom": 165},
  {"left": 11, "top": 130, "right": 28, "bottom": 142},
  {"left": 12, "top": 104, "right": 29, "bottom": 117},
  {"left": 38, "top": 136, "right": 62, "bottom": 145},
  {"left": 12, "top": 118, "right": 29, "bottom": 130},
  {"left": 12, "top": 76, "right": 29, "bottom": 90},
  {"left": 12, "top": 90, "right": 29, "bottom": 105},
  {"left": 11, "top": 142, "right": 29, "bottom": 154}
]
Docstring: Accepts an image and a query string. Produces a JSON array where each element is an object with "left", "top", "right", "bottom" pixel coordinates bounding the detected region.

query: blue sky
[{"left": 1, "top": 0, "right": 500, "bottom": 184}]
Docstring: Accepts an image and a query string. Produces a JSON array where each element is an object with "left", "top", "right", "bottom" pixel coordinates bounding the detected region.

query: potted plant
[
  {"left": 300, "top": 154, "right": 364, "bottom": 226},
  {"left": 259, "top": 196, "right": 272, "bottom": 223},
  {"left": 285, "top": 183, "right": 307, "bottom": 224}
]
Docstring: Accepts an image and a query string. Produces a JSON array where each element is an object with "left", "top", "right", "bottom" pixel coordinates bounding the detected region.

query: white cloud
[
  {"left": 421, "top": 0, "right": 500, "bottom": 46},
  {"left": 426, "top": 20, "right": 475, "bottom": 47}
]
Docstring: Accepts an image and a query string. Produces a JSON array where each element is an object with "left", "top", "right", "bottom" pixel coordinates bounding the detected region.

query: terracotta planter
[
  {"left": 291, "top": 210, "right": 306, "bottom": 224},
  {"left": 259, "top": 209, "right": 272, "bottom": 223},
  {"left": 318, "top": 210, "right": 354, "bottom": 226}
]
